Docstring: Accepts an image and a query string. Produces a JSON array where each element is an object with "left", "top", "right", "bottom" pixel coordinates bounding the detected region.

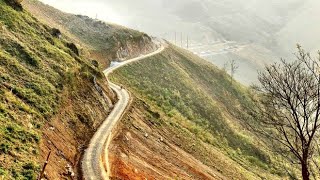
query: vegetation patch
[
  {"left": 0, "top": 1, "right": 104, "bottom": 179},
  {"left": 111, "top": 45, "right": 290, "bottom": 178}
]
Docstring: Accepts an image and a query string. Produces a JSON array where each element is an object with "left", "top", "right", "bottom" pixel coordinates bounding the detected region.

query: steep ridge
[
  {"left": 109, "top": 45, "right": 296, "bottom": 179},
  {"left": 0, "top": 1, "right": 112, "bottom": 179},
  {"left": 22, "top": 0, "right": 157, "bottom": 68},
  {"left": 0, "top": 1, "right": 155, "bottom": 179}
]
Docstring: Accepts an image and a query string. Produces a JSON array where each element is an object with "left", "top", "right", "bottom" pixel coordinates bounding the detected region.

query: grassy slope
[
  {"left": 22, "top": 0, "right": 155, "bottom": 68},
  {"left": 0, "top": 1, "right": 159, "bottom": 179},
  {"left": 110, "top": 45, "right": 292, "bottom": 179},
  {"left": 0, "top": 1, "right": 112, "bottom": 179}
]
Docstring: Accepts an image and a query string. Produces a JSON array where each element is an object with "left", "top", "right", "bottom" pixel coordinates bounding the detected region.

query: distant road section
[{"left": 82, "top": 40, "right": 165, "bottom": 180}]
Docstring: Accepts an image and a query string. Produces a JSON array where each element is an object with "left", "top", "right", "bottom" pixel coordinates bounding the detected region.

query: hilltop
[{"left": 22, "top": 0, "right": 157, "bottom": 68}]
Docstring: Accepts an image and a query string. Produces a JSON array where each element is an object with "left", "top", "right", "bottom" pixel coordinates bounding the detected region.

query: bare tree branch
[{"left": 250, "top": 45, "right": 320, "bottom": 180}]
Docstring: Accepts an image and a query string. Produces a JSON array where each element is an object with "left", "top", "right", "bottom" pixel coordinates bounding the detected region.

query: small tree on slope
[{"left": 256, "top": 45, "right": 320, "bottom": 180}]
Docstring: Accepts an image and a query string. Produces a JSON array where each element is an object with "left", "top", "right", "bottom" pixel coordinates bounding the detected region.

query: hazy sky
[
  {"left": 39, "top": 0, "right": 169, "bottom": 28},
  {"left": 39, "top": 0, "right": 307, "bottom": 34},
  {"left": 40, "top": 0, "right": 130, "bottom": 25},
  {"left": 38, "top": 0, "right": 187, "bottom": 37},
  {"left": 39, "top": 0, "right": 320, "bottom": 53}
]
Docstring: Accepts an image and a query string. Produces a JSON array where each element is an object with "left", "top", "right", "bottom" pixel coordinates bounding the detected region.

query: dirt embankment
[
  {"left": 40, "top": 77, "right": 115, "bottom": 180},
  {"left": 109, "top": 100, "right": 225, "bottom": 180}
]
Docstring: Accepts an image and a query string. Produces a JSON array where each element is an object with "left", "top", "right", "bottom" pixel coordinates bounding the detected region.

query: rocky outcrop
[{"left": 116, "top": 35, "right": 158, "bottom": 61}]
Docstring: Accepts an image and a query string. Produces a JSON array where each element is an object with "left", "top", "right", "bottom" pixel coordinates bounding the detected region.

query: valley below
[{"left": 187, "top": 41, "right": 278, "bottom": 85}]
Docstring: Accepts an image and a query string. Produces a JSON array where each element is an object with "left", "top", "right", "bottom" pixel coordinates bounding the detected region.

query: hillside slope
[
  {"left": 109, "top": 45, "right": 296, "bottom": 179},
  {"left": 22, "top": 0, "right": 157, "bottom": 68},
  {"left": 0, "top": 1, "right": 128, "bottom": 179}
]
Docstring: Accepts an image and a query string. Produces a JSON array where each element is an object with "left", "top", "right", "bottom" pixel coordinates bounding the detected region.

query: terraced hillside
[{"left": 109, "top": 45, "right": 297, "bottom": 179}]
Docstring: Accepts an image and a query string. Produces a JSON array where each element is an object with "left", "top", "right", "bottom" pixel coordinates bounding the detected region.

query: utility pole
[
  {"left": 38, "top": 150, "right": 52, "bottom": 180},
  {"left": 187, "top": 35, "right": 189, "bottom": 49}
]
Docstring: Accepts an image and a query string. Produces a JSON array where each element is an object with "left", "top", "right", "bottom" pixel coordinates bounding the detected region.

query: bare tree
[
  {"left": 222, "top": 60, "right": 238, "bottom": 84},
  {"left": 230, "top": 60, "right": 238, "bottom": 84},
  {"left": 255, "top": 45, "right": 320, "bottom": 180}
]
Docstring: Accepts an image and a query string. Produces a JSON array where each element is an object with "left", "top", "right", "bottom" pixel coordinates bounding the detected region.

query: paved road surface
[{"left": 82, "top": 42, "right": 165, "bottom": 180}]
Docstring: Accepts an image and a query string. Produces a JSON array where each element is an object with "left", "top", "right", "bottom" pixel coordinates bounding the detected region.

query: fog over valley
[{"left": 40, "top": 0, "right": 319, "bottom": 84}]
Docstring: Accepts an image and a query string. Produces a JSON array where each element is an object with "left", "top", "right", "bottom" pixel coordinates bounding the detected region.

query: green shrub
[
  {"left": 22, "top": 162, "right": 37, "bottom": 170},
  {"left": 65, "top": 42, "right": 79, "bottom": 56},
  {"left": 0, "top": 167, "right": 6, "bottom": 175},
  {"left": 20, "top": 162, "right": 38, "bottom": 180},
  {"left": 0, "top": 104, "right": 8, "bottom": 118},
  {"left": 0, "top": 143, "right": 10, "bottom": 154},
  {"left": 5, "top": 124, "right": 40, "bottom": 144},
  {"left": 0, "top": 38, "right": 40, "bottom": 67},
  {"left": 21, "top": 169, "right": 36, "bottom": 180},
  {"left": 50, "top": 28, "right": 61, "bottom": 38}
]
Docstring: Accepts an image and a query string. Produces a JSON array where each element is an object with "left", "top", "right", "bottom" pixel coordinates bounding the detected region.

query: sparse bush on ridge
[
  {"left": 0, "top": 143, "right": 10, "bottom": 154},
  {"left": 66, "top": 42, "right": 79, "bottom": 56},
  {"left": 50, "top": 28, "right": 61, "bottom": 38}
]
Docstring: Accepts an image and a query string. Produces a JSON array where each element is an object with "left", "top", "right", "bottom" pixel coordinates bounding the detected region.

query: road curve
[{"left": 82, "top": 41, "right": 165, "bottom": 180}]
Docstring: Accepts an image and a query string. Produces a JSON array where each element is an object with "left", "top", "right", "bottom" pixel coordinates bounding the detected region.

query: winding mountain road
[{"left": 82, "top": 41, "right": 165, "bottom": 180}]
